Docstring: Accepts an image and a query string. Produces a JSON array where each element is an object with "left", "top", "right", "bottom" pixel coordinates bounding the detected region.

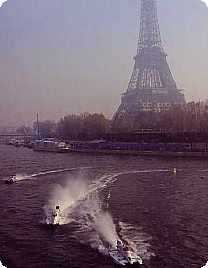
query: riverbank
[
  {"left": 5, "top": 138, "right": 208, "bottom": 158},
  {"left": 69, "top": 141, "right": 208, "bottom": 158},
  {"left": 70, "top": 148, "right": 208, "bottom": 158}
]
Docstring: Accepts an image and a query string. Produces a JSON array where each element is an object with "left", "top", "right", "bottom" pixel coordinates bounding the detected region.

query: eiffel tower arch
[{"left": 113, "top": 0, "right": 185, "bottom": 125}]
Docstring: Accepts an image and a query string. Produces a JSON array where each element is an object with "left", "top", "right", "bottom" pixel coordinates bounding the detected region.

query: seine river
[{"left": 0, "top": 144, "right": 208, "bottom": 268}]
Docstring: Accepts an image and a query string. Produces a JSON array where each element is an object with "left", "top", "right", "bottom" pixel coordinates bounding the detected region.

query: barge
[{"left": 33, "top": 140, "right": 70, "bottom": 153}]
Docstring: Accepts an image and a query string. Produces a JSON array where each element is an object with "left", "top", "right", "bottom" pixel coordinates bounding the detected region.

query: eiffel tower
[{"left": 114, "top": 0, "right": 185, "bottom": 122}]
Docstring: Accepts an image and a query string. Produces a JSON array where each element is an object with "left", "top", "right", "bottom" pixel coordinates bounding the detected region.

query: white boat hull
[{"left": 108, "top": 240, "right": 143, "bottom": 266}]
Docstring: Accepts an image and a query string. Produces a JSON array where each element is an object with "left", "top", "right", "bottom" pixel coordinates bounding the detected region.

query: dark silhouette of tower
[{"left": 114, "top": 0, "right": 185, "bottom": 122}]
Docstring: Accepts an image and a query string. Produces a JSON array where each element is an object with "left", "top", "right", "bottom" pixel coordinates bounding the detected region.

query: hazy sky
[{"left": 0, "top": 0, "right": 208, "bottom": 126}]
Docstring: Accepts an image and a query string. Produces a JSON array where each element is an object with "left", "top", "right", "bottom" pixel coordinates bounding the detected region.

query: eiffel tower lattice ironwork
[{"left": 114, "top": 0, "right": 185, "bottom": 122}]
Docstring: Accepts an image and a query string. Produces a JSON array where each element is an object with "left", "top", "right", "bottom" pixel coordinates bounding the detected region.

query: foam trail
[
  {"left": 82, "top": 171, "right": 157, "bottom": 257},
  {"left": 30, "top": 168, "right": 173, "bottom": 225},
  {"left": 12, "top": 166, "right": 95, "bottom": 182},
  {"left": 30, "top": 166, "right": 94, "bottom": 178},
  {"left": 12, "top": 167, "right": 172, "bottom": 184},
  {"left": 55, "top": 172, "right": 155, "bottom": 260},
  {"left": 44, "top": 176, "right": 89, "bottom": 225},
  {"left": 14, "top": 174, "right": 27, "bottom": 182},
  {"left": 118, "top": 222, "right": 155, "bottom": 260},
  {"left": 67, "top": 193, "right": 154, "bottom": 260},
  {"left": 88, "top": 169, "right": 172, "bottom": 196},
  {"left": 41, "top": 169, "right": 171, "bottom": 227},
  {"left": 68, "top": 194, "right": 119, "bottom": 251},
  {"left": 94, "top": 212, "right": 118, "bottom": 248}
]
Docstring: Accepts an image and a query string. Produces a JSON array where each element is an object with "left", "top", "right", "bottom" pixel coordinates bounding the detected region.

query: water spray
[{"left": 44, "top": 175, "right": 89, "bottom": 225}]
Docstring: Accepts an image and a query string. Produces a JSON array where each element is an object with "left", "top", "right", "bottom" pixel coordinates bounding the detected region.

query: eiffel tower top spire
[{"left": 138, "top": 0, "right": 163, "bottom": 52}]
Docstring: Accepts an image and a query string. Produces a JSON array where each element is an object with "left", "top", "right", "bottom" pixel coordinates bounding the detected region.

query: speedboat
[
  {"left": 45, "top": 205, "right": 61, "bottom": 225},
  {"left": 108, "top": 239, "right": 143, "bottom": 266},
  {"left": 5, "top": 175, "right": 16, "bottom": 185},
  {"left": 33, "top": 140, "right": 70, "bottom": 153}
]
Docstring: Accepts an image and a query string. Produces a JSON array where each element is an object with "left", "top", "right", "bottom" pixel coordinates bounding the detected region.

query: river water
[{"left": 0, "top": 144, "right": 208, "bottom": 268}]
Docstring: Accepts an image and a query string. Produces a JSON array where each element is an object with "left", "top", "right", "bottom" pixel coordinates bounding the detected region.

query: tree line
[
  {"left": 16, "top": 102, "right": 208, "bottom": 139},
  {"left": 17, "top": 113, "right": 110, "bottom": 139},
  {"left": 112, "top": 101, "right": 208, "bottom": 133}
]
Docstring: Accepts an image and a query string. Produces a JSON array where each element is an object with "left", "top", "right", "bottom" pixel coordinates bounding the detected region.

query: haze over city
[
  {"left": 2, "top": 2, "right": 208, "bottom": 268},
  {"left": 0, "top": 0, "right": 208, "bottom": 126}
]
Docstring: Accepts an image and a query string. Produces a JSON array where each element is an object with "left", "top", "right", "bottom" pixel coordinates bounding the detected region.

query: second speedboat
[
  {"left": 5, "top": 175, "right": 16, "bottom": 185},
  {"left": 108, "top": 239, "right": 143, "bottom": 266}
]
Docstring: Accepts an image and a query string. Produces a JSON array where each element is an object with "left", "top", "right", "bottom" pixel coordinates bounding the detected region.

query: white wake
[
  {"left": 43, "top": 168, "right": 172, "bottom": 226},
  {"left": 0, "top": 261, "right": 7, "bottom": 268},
  {"left": 10, "top": 167, "right": 172, "bottom": 184},
  {"left": 202, "top": 261, "right": 208, "bottom": 268}
]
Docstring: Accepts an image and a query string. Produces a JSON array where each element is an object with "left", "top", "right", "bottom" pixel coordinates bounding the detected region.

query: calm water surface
[{"left": 0, "top": 144, "right": 208, "bottom": 268}]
